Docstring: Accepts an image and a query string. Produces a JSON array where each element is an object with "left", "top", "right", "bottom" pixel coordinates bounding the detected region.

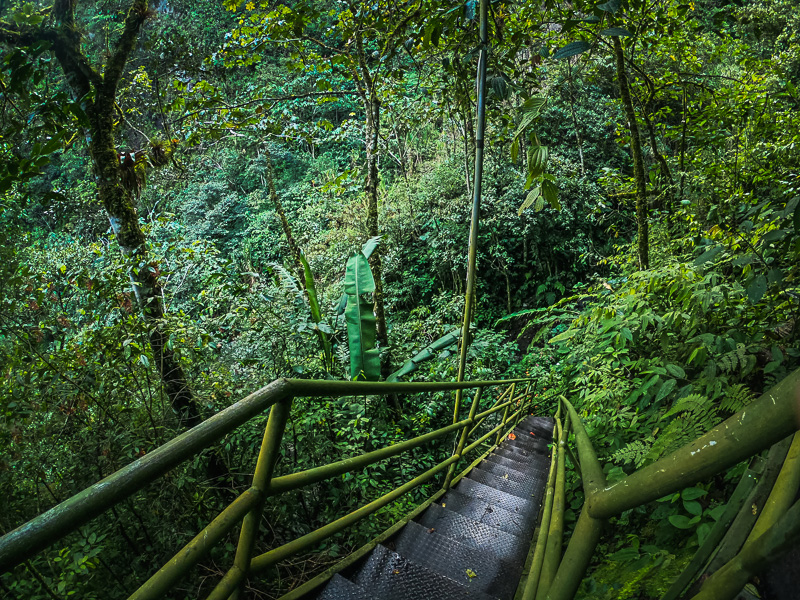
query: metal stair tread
[
  {"left": 494, "top": 444, "right": 537, "bottom": 462},
  {"left": 506, "top": 432, "right": 550, "bottom": 452},
  {"left": 468, "top": 467, "right": 540, "bottom": 500},
  {"left": 316, "top": 573, "right": 372, "bottom": 600},
  {"left": 477, "top": 458, "right": 530, "bottom": 482},
  {"left": 483, "top": 453, "right": 537, "bottom": 474},
  {"left": 454, "top": 477, "right": 535, "bottom": 517},
  {"left": 440, "top": 488, "right": 535, "bottom": 535},
  {"left": 393, "top": 520, "right": 520, "bottom": 600},
  {"left": 352, "top": 543, "right": 498, "bottom": 600},
  {"left": 416, "top": 504, "right": 527, "bottom": 564}
]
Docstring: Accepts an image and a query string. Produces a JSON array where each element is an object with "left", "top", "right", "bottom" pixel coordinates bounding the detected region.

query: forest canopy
[{"left": 1, "top": 0, "right": 800, "bottom": 598}]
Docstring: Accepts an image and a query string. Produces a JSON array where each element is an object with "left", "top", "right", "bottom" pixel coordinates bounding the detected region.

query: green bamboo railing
[
  {"left": 525, "top": 368, "right": 800, "bottom": 600},
  {"left": 0, "top": 376, "right": 536, "bottom": 600},
  {"left": 4, "top": 368, "right": 800, "bottom": 600}
]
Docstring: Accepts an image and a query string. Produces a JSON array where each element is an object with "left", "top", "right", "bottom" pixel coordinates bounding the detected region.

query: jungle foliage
[{"left": 1, "top": 0, "right": 800, "bottom": 598}]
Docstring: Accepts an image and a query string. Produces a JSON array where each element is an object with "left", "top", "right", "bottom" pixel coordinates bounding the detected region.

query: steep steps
[{"left": 311, "top": 415, "right": 554, "bottom": 600}]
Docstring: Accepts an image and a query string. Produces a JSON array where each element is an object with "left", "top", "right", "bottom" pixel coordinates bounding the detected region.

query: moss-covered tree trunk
[
  {"left": 613, "top": 36, "right": 649, "bottom": 270},
  {"left": 5, "top": 0, "right": 202, "bottom": 428},
  {"left": 262, "top": 147, "right": 305, "bottom": 286},
  {"left": 354, "top": 33, "right": 392, "bottom": 379}
]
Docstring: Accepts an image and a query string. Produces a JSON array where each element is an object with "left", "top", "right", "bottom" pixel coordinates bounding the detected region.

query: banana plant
[
  {"left": 386, "top": 328, "right": 462, "bottom": 382},
  {"left": 299, "top": 252, "right": 333, "bottom": 372},
  {"left": 343, "top": 237, "right": 382, "bottom": 381}
]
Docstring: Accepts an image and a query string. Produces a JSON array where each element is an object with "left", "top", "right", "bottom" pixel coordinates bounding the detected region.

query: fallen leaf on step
[
  {"left": 428, "top": 527, "right": 435, "bottom": 533},
  {"left": 508, "top": 433, "right": 517, "bottom": 440},
  {"left": 441, "top": 503, "right": 446, "bottom": 508},
  {"left": 466, "top": 568, "right": 477, "bottom": 579},
  {"left": 393, "top": 569, "right": 400, "bottom": 575},
  {"left": 503, "top": 473, "right": 509, "bottom": 479}
]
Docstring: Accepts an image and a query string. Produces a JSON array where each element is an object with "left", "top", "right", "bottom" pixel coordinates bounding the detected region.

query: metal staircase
[{"left": 315, "top": 415, "right": 554, "bottom": 600}]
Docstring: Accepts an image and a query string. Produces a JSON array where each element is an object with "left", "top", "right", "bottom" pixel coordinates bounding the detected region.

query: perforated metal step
[
  {"left": 511, "top": 429, "right": 551, "bottom": 447},
  {"left": 455, "top": 476, "right": 535, "bottom": 517},
  {"left": 316, "top": 574, "right": 371, "bottom": 600},
  {"left": 482, "top": 453, "right": 534, "bottom": 473},
  {"left": 468, "top": 467, "right": 540, "bottom": 500},
  {"left": 440, "top": 488, "right": 535, "bottom": 536},
  {"left": 478, "top": 458, "right": 529, "bottom": 482},
  {"left": 352, "top": 544, "right": 497, "bottom": 600},
  {"left": 394, "top": 520, "right": 520, "bottom": 600},
  {"left": 416, "top": 504, "right": 527, "bottom": 564},
  {"left": 495, "top": 444, "right": 537, "bottom": 462}
]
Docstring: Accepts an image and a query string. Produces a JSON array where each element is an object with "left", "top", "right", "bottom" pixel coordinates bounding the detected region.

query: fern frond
[
  {"left": 612, "top": 439, "right": 653, "bottom": 467},
  {"left": 720, "top": 384, "right": 756, "bottom": 414},
  {"left": 649, "top": 394, "right": 718, "bottom": 462}
]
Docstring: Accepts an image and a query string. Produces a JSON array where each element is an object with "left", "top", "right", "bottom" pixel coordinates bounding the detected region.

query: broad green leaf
[
  {"left": 300, "top": 252, "right": 332, "bottom": 370},
  {"left": 665, "top": 364, "right": 685, "bottom": 379},
  {"left": 794, "top": 201, "right": 800, "bottom": 234},
  {"left": 361, "top": 236, "right": 382, "bottom": 260},
  {"left": 683, "top": 500, "right": 702, "bottom": 516},
  {"left": 542, "top": 179, "right": 560, "bottom": 210},
  {"left": 387, "top": 328, "right": 461, "bottom": 381},
  {"left": 697, "top": 522, "right": 713, "bottom": 546},
  {"left": 553, "top": 41, "right": 591, "bottom": 60},
  {"left": 527, "top": 145, "right": 549, "bottom": 177},
  {"left": 681, "top": 487, "right": 707, "bottom": 501},
  {"left": 597, "top": 0, "right": 621, "bottom": 13},
  {"left": 693, "top": 245, "right": 723, "bottom": 266},
  {"left": 520, "top": 96, "right": 546, "bottom": 115},
  {"left": 550, "top": 328, "right": 577, "bottom": 343},
  {"left": 518, "top": 186, "right": 541, "bottom": 216},
  {"left": 344, "top": 250, "right": 379, "bottom": 380},
  {"left": 655, "top": 378, "right": 677, "bottom": 402},
  {"left": 668, "top": 514, "right": 694, "bottom": 529},
  {"left": 511, "top": 137, "right": 519, "bottom": 163},
  {"left": 600, "top": 27, "right": 632, "bottom": 36},
  {"left": 345, "top": 294, "right": 380, "bottom": 381},
  {"left": 747, "top": 274, "right": 767, "bottom": 304},
  {"left": 344, "top": 252, "right": 375, "bottom": 295}
]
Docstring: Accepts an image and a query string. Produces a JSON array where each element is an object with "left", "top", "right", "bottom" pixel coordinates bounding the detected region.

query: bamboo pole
[
  {"left": 538, "top": 413, "right": 570, "bottom": 599},
  {"left": 690, "top": 498, "right": 800, "bottom": 600},
  {"left": 452, "top": 0, "right": 489, "bottom": 424}
]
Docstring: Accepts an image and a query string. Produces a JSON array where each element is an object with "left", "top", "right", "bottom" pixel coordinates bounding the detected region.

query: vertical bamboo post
[
  {"left": 228, "top": 398, "right": 292, "bottom": 600},
  {"left": 443, "top": 387, "right": 485, "bottom": 490},
  {"left": 452, "top": 0, "right": 489, "bottom": 426},
  {"left": 496, "top": 384, "right": 515, "bottom": 445}
]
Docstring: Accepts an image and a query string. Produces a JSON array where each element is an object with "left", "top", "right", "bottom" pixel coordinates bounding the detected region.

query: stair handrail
[
  {"left": 543, "top": 369, "right": 800, "bottom": 600},
  {"left": 0, "top": 376, "right": 535, "bottom": 599}
]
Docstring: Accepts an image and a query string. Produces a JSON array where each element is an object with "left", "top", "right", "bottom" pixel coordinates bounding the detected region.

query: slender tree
[
  {"left": 613, "top": 35, "right": 649, "bottom": 269},
  {"left": 0, "top": 0, "right": 201, "bottom": 426}
]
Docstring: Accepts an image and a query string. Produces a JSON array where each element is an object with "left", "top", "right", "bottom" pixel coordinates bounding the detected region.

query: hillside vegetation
[{"left": 1, "top": 0, "right": 799, "bottom": 597}]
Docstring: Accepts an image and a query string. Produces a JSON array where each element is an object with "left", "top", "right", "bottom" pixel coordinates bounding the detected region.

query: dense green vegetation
[{"left": 1, "top": 0, "right": 799, "bottom": 597}]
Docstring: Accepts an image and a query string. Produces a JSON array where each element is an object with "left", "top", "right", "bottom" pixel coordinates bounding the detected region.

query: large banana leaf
[
  {"left": 344, "top": 251, "right": 380, "bottom": 381},
  {"left": 299, "top": 252, "right": 332, "bottom": 372},
  {"left": 387, "top": 328, "right": 461, "bottom": 382}
]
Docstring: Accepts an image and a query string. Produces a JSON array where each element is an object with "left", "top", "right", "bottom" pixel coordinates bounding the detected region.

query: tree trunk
[
  {"left": 353, "top": 29, "right": 391, "bottom": 379},
  {"left": 613, "top": 36, "right": 649, "bottom": 270},
  {"left": 364, "top": 96, "right": 392, "bottom": 378},
  {"left": 49, "top": 0, "right": 201, "bottom": 429},
  {"left": 263, "top": 147, "right": 305, "bottom": 286}
]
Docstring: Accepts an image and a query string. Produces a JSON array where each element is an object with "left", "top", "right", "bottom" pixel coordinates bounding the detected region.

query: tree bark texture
[
  {"left": 263, "top": 147, "right": 305, "bottom": 286},
  {"left": 613, "top": 36, "right": 649, "bottom": 270},
  {"left": 354, "top": 31, "right": 391, "bottom": 378},
  {"left": 4, "top": 0, "right": 201, "bottom": 428}
]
